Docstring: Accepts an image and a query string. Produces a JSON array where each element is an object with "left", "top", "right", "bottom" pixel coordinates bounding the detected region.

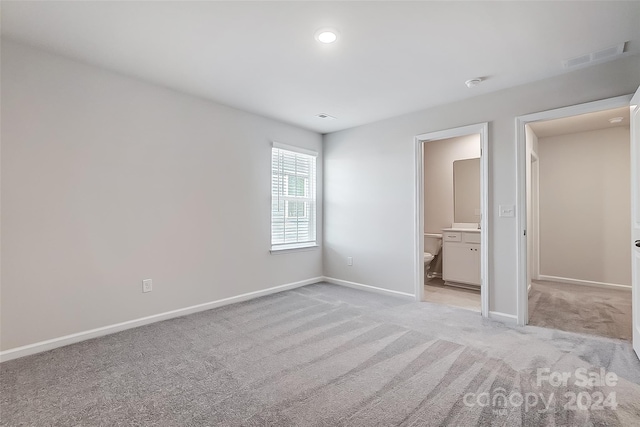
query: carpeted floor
[
  {"left": 528, "top": 280, "right": 632, "bottom": 341},
  {"left": 2, "top": 282, "right": 640, "bottom": 426}
]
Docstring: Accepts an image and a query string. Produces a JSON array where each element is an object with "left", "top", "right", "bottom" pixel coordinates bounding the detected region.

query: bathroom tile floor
[{"left": 423, "top": 278, "right": 481, "bottom": 312}]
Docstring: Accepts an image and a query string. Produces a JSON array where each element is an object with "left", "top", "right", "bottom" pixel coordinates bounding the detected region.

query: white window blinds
[{"left": 271, "top": 143, "right": 317, "bottom": 250}]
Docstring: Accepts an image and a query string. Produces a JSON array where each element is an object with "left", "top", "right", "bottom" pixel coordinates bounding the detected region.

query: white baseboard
[
  {"left": 489, "top": 311, "right": 518, "bottom": 324},
  {"left": 0, "top": 277, "right": 323, "bottom": 363},
  {"left": 537, "top": 275, "right": 631, "bottom": 290},
  {"left": 322, "top": 276, "right": 415, "bottom": 299}
]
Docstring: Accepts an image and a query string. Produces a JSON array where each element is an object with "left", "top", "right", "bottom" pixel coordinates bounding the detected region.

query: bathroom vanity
[{"left": 442, "top": 228, "right": 481, "bottom": 288}]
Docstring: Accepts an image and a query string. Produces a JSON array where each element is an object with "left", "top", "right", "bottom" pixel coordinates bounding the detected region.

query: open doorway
[
  {"left": 516, "top": 96, "right": 634, "bottom": 341},
  {"left": 415, "top": 123, "right": 489, "bottom": 317}
]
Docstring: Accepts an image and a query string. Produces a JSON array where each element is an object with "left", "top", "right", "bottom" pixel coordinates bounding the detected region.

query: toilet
[
  {"left": 424, "top": 252, "right": 434, "bottom": 266},
  {"left": 424, "top": 252, "right": 435, "bottom": 280},
  {"left": 423, "top": 233, "right": 442, "bottom": 282}
]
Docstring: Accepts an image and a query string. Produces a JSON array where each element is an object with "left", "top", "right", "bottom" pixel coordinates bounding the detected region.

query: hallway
[{"left": 528, "top": 280, "right": 632, "bottom": 340}]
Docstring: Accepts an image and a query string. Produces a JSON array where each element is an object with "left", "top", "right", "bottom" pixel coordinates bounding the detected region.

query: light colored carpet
[
  {"left": 528, "top": 280, "right": 632, "bottom": 341},
  {"left": 2, "top": 282, "right": 640, "bottom": 426}
]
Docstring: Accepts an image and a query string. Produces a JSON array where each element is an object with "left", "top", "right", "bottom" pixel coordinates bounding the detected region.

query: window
[{"left": 271, "top": 143, "right": 317, "bottom": 251}]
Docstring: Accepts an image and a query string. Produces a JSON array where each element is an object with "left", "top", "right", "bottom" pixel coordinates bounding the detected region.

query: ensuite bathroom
[{"left": 422, "top": 133, "right": 482, "bottom": 311}]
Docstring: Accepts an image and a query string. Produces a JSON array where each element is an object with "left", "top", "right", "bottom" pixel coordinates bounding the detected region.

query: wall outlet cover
[{"left": 142, "top": 279, "right": 152, "bottom": 293}]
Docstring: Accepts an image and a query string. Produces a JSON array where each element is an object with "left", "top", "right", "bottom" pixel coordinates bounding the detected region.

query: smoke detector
[
  {"left": 316, "top": 113, "right": 336, "bottom": 120},
  {"left": 465, "top": 78, "right": 482, "bottom": 88}
]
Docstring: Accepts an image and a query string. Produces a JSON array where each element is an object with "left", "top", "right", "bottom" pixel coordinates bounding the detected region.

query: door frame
[
  {"left": 527, "top": 151, "right": 540, "bottom": 293},
  {"left": 414, "top": 122, "right": 489, "bottom": 318},
  {"left": 531, "top": 152, "right": 540, "bottom": 284},
  {"left": 631, "top": 87, "right": 640, "bottom": 358},
  {"left": 515, "top": 94, "right": 633, "bottom": 326}
]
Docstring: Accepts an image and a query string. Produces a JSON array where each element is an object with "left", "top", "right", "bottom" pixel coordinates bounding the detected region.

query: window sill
[{"left": 270, "top": 244, "right": 319, "bottom": 255}]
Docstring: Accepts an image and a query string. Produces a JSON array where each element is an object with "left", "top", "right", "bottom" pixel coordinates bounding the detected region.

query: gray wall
[
  {"left": 424, "top": 134, "right": 480, "bottom": 234},
  {"left": 323, "top": 55, "right": 640, "bottom": 316},
  {"left": 1, "top": 41, "right": 323, "bottom": 350},
  {"left": 538, "top": 127, "right": 631, "bottom": 286},
  {"left": 2, "top": 39, "right": 639, "bottom": 351}
]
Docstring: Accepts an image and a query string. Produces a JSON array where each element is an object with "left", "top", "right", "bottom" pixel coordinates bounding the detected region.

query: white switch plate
[
  {"left": 142, "top": 279, "right": 152, "bottom": 293},
  {"left": 347, "top": 257, "right": 353, "bottom": 266},
  {"left": 499, "top": 205, "right": 515, "bottom": 218}
]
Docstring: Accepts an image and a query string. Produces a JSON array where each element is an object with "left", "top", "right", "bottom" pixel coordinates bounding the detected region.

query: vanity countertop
[{"left": 442, "top": 227, "right": 481, "bottom": 233}]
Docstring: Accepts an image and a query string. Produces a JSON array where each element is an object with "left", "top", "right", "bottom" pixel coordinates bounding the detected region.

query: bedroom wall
[
  {"left": 1, "top": 40, "right": 323, "bottom": 351},
  {"left": 538, "top": 126, "right": 631, "bottom": 287},
  {"left": 323, "top": 55, "right": 640, "bottom": 318}
]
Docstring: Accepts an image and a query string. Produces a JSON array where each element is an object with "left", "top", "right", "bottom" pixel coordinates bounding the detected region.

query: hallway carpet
[
  {"left": 2, "top": 282, "right": 640, "bottom": 426},
  {"left": 528, "top": 280, "right": 632, "bottom": 341}
]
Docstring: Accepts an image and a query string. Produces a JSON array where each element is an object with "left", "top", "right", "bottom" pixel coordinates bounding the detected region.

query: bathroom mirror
[{"left": 453, "top": 158, "right": 480, "bottom": 224}]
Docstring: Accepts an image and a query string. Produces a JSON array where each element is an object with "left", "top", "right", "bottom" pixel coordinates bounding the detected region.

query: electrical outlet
[
  {"left": 142, "top": 279, "right": 152, "bottom": 293},
  {"left": 347, "top": 257, "right": 353, "bottom": 266}
]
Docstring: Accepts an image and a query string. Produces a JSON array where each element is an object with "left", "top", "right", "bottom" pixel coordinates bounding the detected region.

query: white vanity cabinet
[{"left": 442, "top": 228, "right": 481, "bottom": 287}]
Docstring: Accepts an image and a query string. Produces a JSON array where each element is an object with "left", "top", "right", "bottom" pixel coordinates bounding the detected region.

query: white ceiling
[
  {"left": 529, "top": 106, "right": 630, "bottom": 138},
  {"left": 2, "top": 1, "right": 639, "bottom": 134}
]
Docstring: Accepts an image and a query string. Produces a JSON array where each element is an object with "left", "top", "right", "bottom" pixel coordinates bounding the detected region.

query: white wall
[
  {"left": 538, "top": 127, "right": 631, "bottom": 286},
  {"left": 424, "top": 134, "right": 480, "bottom": 234},
  {"left": 0, "top": 41, "right": 323, "bottom": 351},
  {"left": 323, "top": 55, "right": 640, "bottom": 315}
]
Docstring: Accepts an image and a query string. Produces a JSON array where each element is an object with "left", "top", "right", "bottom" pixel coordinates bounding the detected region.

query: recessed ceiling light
[
  {"left": 315, "top": 28, "right": 338, "bottom": 44},
  {"left": 608, "top": 117, "right": 624, "bottom": 124},
  {"left": 465, "top": 78, "right": 482, "bottom": 88}
]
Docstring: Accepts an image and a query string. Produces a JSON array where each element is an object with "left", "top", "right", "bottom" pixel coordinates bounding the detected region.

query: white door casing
[
  {"left": 631, "top": 86, "right": 640, "bottom": 359},
  {"left": 515, "top": 95, "right": 633, "bottom": 326},
  {"left": 414, "top": 123, "right": 489, "bottom": 318},
  {"left": 528, "top": 152, "right": 539, "bottom": 290}
]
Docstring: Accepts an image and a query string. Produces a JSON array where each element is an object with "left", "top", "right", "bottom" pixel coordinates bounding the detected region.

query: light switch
[{"left": 499, "top": 205, "right": 515, "bottom": 218}]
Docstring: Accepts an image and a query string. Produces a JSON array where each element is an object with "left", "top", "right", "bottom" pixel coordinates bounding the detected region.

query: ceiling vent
[
  {"left": 562, "top": 42, "right": 626, "bottom": 69},
  {"left": 316, "top": 113, "right": 336, "bottom": 120}
]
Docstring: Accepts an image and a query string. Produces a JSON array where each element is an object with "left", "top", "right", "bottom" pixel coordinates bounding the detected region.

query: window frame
[{"left": 270, "top": 142, "right": 318, "bottom": 253}]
